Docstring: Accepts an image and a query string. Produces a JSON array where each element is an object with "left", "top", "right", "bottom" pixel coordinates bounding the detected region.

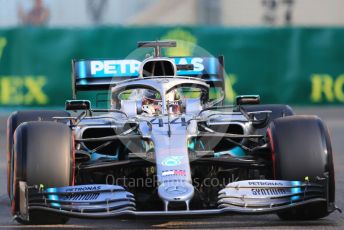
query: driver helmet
[{"left": 142, "top": 90, "right": 163, "bottom": 115}]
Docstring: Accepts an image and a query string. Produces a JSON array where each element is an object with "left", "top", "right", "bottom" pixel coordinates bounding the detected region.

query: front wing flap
[
  {"left": 18, "top": 183, "right": 135, "bottom": 221},
  {"left": 218, "top": 180, "right": 326, "bottom": 209}
]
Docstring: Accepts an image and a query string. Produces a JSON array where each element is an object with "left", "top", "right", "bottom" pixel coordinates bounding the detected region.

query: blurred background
[
  {"left": 0, "top": 0, "right": 344, "bottom": 108},
  {"left": 2, "top": 2, "right": 344, "bottom": 228}
]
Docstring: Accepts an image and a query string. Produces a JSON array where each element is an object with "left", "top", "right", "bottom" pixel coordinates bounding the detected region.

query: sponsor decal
[
  {"left": 0, "top": 76, "right": 49, "bottom": 105},
  {"left": 61, "top": 193, "right": 100, "bottom": 201},
  {"left": 248, "top": 181, "right": 284, "bottom": 186},
  {"left": 174, "top": 57, "right": 204, "bottom": 72},
  {"left": 0, "top": 37, "right": 49, "bottom": 106},
  {"left": 165, "top": 185, "right": 189, "bottom": 196},
  {"left": 310, "top": 73, "right": 344, "bottom": 103},
  {"left": 86, "top": 58, "right": 209, "bottom": 77},
  {"left": 251, "top": 188, "right": 288, "bottom": 196},
  {"left": 89, "top": 60, "right": 141, "bottom": 77},
  {"left": 77, "top": 57, "right": 219, "bottom": 79},
  {"left": 162, "top": 170, "right": 186, "bottom": 177},
  {"left": 161, "top": 156, "right": 183, "bottom": 167},
  {"left": 65, "top": 185, "right": 101, "bottom": 193}
]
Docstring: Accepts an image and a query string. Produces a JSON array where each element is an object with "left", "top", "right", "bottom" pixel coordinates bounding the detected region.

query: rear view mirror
[
  {"left": 65, "top": 100, "right": 91, "bottom": 111},
  {"left": 236, "top": 95, "right": 260, "bottom": 106}
]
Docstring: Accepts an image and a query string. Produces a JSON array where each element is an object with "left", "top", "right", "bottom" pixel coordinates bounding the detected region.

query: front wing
[{"left": 17, "top": 179, "right": 335, "bottom": 221}]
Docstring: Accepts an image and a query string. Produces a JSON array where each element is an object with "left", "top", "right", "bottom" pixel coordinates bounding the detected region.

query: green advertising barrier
[{"left": 0, "top": 26, "right": 344, "bottom": 108}]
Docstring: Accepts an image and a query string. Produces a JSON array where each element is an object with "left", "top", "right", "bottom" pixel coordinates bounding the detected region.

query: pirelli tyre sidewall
[
  {"left": 268, "top": 115, "right": 335, "bottom": 220},
  {"left": 12, "top": 121, "right": 73, "bottom": 224},
  {"left": 7, "top": 110, "right": 70, "bottom": 198}
]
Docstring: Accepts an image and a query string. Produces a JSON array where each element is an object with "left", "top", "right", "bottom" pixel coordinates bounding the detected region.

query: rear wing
[{"left": 72, "top": 56, "right": 225, "bottom": 99}]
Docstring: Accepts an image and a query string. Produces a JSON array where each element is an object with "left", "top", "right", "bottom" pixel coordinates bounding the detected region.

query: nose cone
[{"left": 158, "top": 182, "right": 194, "bottom": 202}]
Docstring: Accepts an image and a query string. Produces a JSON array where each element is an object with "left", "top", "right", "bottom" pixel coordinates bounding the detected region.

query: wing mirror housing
[
  {"left": 236, "top": 95, "right": 260, "bottom": 106},
  {"left": 65, "top": 100, "right": 91, "bottom": 111}
]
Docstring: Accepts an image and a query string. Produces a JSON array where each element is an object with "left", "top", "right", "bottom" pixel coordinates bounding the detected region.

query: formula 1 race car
[{"left": 7, "top": 41, "right": 338, "bottom": 224}]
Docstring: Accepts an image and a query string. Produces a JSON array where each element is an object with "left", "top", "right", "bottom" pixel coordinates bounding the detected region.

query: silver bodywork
[{"left": 73, "top": 75, "right": 251, "bottom": 210}]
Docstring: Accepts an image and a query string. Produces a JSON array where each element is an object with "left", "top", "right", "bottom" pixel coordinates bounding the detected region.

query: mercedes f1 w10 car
[{"left": 7, "top": 41, "right": 338, "bottom": 224}]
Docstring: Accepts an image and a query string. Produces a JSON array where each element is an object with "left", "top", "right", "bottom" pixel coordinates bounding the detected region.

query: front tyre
[
  {"left": 7, "top": 110, "right": 70, "bottom": 197},
  {"left": 12, "top": 121, "right": 74, "bottom": 224},
  {"left": 268, "top": 115, "right": 335, "bottom": 220}
]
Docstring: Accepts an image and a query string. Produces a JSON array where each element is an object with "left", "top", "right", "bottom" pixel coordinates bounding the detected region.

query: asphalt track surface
[{"left": 0, "top": 107, "right": 343, "bottom": 229}]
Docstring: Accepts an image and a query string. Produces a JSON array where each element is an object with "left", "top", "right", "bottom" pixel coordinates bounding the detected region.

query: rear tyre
[
  {"left": 7, "top": 110, "right": 70, "bottom": 197},
  {"left": 12, "top": 121, "right": 73, "bottom": 224},
  {"left": 268, "top": 115, "right": 335, "bottom": 220}
]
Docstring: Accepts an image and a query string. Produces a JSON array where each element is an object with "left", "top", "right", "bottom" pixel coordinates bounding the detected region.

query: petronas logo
[{"left": 160, "top": 28, "right": 197, "bottom": 56}]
